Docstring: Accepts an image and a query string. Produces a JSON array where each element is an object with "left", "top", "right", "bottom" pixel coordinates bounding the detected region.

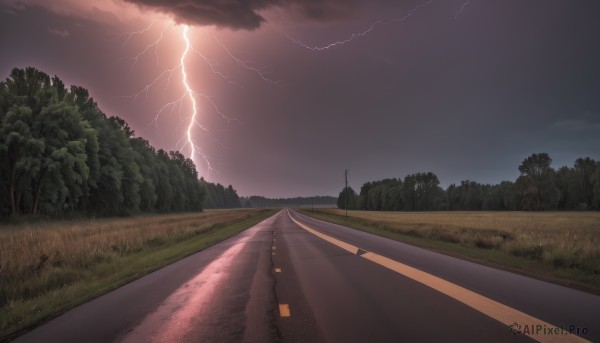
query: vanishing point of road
[{"left": 15, "top": 209, "right": 600, "bottom": 342}]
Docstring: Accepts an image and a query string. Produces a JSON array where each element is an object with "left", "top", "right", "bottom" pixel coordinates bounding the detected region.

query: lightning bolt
[
  {"left": 117, "top": 23, "right": 278, "bottom": 176},
  {"left": 124, "top": 22, "right": 172, "bottom": 70},
  {"left": 282, "top": 0, "right": 472, "bottom": 51},
  {"left": 181, "top": 25, "right": 200, "bottom": 169},
  {"left": 210, "top": 34, "right": 283, "bottom": 87},
  {"left": 109, "top": 20, "right": 156, "bottom": 48},
  {"left": 118, "top": 24, "right": 214, "bottom": 173},
  {"left": 282, "top": 0, "right": 434, "bottom": 51},
  {"left": 454, "top": 0, "right": 471, "bottom": 19}
]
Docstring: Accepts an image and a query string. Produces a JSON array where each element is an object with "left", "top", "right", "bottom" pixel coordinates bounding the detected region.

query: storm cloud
[
  {"left": 123, "top": 0, "right": 364, "bottom": 30},
  {"left": 3, "top": 0, "right": 388, "bottom": 30}
]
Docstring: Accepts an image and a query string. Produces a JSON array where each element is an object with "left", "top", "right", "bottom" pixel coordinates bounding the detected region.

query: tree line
[
  {"left": 0, "top": 67, "right": 241, "bottom": 218},
  {"left": 338, "top": 153, "right": 600, "bottom": 211},
  {"left": 203, "top": 182, "right": 241, "bottom": 209},
  {"left": 241, "top": 195, "right": 337, "bottom": 208}
]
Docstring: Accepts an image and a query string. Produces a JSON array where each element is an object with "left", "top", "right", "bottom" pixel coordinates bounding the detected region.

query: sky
[{"left": 1, "top": 0, "right": 599, "bottom": 198}]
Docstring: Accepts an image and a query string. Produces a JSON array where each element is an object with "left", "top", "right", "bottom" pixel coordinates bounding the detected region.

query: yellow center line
[
  {"left": 279, "top": 304, "right": 291, "bottom": 317},
  {"left": 289, "top": 213, "right": 359, "bottom": 255},
  {"left": 287, "top": 211, "right": 590, "bottom": 343}
]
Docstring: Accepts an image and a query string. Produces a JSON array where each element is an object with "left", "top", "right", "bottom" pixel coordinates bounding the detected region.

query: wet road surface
[{"left": 15, "top": 209, "right": 599, "bottom": 342}]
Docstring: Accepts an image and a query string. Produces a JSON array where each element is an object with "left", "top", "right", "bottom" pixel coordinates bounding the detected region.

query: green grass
[
  {"left": 0, "top": 209, "right": 276, "bottom": 341},
  {"left": 299, "top": 209, "right": 600, "bottom": 295}
]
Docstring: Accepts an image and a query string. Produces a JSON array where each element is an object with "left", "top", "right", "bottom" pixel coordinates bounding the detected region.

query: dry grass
[
  {"left": 307, "top": 209, "right": 600, "bottom": 289},
  {"left": 1, "top": 211, "right": 257, "bottom": 291},
  {"left": 0, "top": 209, "right": 273, "bottom": 339}
]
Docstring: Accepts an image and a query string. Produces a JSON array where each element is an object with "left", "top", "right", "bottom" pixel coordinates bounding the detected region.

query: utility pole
[{"left": 345, "top": 169, "right": 349, "bottom": 217}]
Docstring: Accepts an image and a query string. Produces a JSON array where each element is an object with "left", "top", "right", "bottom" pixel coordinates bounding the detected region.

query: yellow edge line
[{"left": 287, "top": 210, "right": 589, "bottom": 343}]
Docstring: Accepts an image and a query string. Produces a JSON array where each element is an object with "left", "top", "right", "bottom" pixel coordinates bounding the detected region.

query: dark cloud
[
  {"left": 122, "top": 0, "right": 362, "bottom": 30},
  {"left": 283, "top": 0, "right": 362, "bottom": 22},
  {"left": 122, "top": 0, "right": 271, "bottom": 30}
]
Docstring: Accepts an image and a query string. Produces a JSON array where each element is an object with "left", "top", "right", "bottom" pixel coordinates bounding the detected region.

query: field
[
  {"left": 0, "top": 209, "right": 275, "bottom": 340},
  {"left": 301, "top": 209, "right": 600, "bottom": 293}
]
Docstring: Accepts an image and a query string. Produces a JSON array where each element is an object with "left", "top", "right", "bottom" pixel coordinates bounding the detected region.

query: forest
[
  {"left": 339, "top": 154, "right": 600, "bottom": 211},
  {"left": 241, "top": 195, "right": 336, "bottom": 208},
  {"left": 0, "top": 67, "right": 240, "bottom": 218}
]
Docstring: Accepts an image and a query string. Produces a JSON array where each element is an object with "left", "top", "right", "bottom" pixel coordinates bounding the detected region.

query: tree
[
  {"left": 461, "top": 181, "right": 484, "bottom": 210},
  {"left": 29, "top": 101, "right": 93, "bottom": 214},
  {"left": 414, "top": 172, "right": 444, "bottom": 211},
  {"left": 130, "top": 137, "right": 158, "bottom": 212},
  {"left": 0, "top": 105, "right": 34, "bottom": 213},
  {"left": 518, "top": 153, "right": 553, "bottom": 179},
  {"left": 481, "top": 181, "right": 516, "bottom": 210},
  {"left": 0, "top": 67, "right": 57, "bottom": 214},
  {"left": 591, "top": 162, "right": 600, "bottom": 210},
  {"left": 381, "top": 180, "right": 403, "bottom": 211},
  {"left": 358, "top": 182, "right": 372, "bottom": 210},
  {"left": 401, "top": 172, "right": 443, "bottom": 211},
  {"left": 337, "top": 186, "right": 358, "bottom": 210},
  {"left": 446, "top": 184, "right": 459, "bottom": 210},
  {"left": 574, "top": 157, "right": 596, "bottom": 209},
  {"left": 225, "top": 185, "right": 241, "bottom": 208},
  {"left": 200, "top": 179, "right": 240, "bottom": 209},
  {"left": 516, "top": 153, "right": 559, "bottom": 210},
  {"left": 402, "top": 175, "right": 417, "bottom": 211},
  {"left": 359, "top": 178, "right": 403, "bottom": 211},
  {"left": 68, "top": 86, "right": 102, "bottom": 212},
  {"left": 0, "top": 68, "right": 94, "bottom": 215}
]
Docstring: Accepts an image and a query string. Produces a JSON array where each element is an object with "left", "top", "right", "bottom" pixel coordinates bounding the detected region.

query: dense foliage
[
  {"left": 202, "top": 181, "right": 242, "bottom": 209},
  {"left": 0, "top": 67, "right": 240, "bottom": 217},
  {"left": 339, "top": 153, "right": 600, "bottom": 211},
  {"left": 241, "top": 196, "right": 336, "bottom": 208}
]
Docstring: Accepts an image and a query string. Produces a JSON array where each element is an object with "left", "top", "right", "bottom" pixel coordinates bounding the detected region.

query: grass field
[
  {"left": 0, "top": 209, "right": 276, "bottom": 340},
  {"left": 300, "top": 209, "right": 600, "bottom": 293}
]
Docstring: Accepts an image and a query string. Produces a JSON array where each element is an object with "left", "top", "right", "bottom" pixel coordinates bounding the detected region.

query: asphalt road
[{"left": 14, "top": 209, "right": 600, "bottom": 342}]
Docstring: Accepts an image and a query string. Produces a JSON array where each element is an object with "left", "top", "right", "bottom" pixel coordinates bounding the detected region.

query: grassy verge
[
  {"left": 299, "top": 209, "right": 600, "bottom": 294},
  {"left": 0, "top": 209, "right": 276, "bottom": 340}
]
